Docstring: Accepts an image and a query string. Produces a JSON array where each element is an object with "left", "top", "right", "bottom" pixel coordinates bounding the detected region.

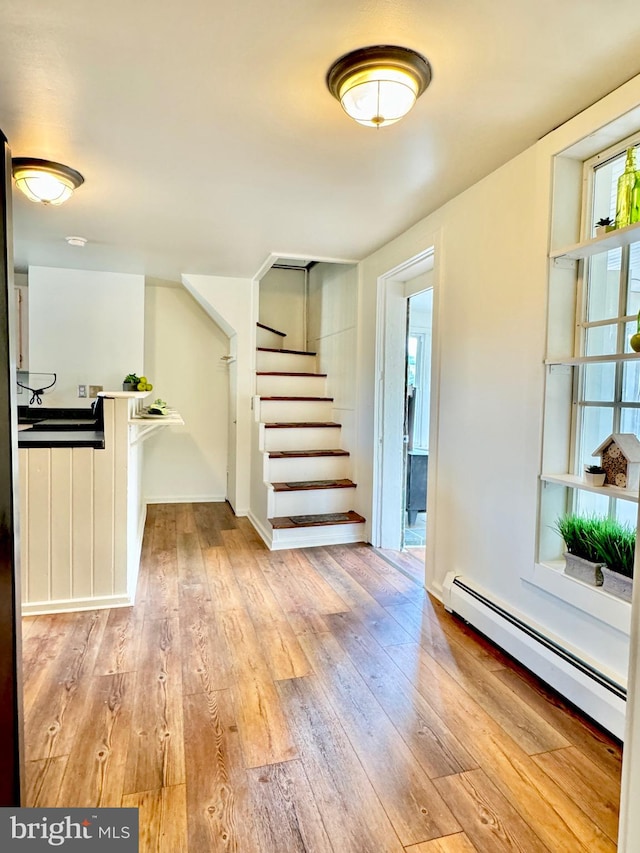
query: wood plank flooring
[{"left": 22, "top": 502, "right": 623, "bottom": 852}]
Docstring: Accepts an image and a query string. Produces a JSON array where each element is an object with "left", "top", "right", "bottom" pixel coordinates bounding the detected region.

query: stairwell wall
[{"left": 307, "top": 263, "right": 358, "bottom": 456}]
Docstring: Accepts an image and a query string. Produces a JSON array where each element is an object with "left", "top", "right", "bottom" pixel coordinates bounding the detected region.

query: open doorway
[
  {"left": 403, "top": 288, "right": 432, "bottom": 551},
  {"left": 373, "top": 244, "right": 439, "bottom": 573}
]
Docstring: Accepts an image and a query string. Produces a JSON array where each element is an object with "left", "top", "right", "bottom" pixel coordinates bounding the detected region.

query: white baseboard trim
[
  {"left": 22, "top": 593, "right": 133, "bottom": 617},
  {"left": 144, "top": 495, "right": 226, "bottom": 504},
  {"left": 442, "top": 572, "right": 626, "bottom": 739},
  {"left": 247, "top": 511, "right": 273, "bottom": 549}
]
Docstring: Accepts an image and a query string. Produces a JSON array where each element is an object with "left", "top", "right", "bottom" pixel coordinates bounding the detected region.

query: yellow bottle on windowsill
[{"left": 615, "top": 147, "right": 640, "bottom": 228}]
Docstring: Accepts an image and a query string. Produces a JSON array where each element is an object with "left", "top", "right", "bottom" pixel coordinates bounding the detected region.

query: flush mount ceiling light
[
  {"left": 326, "top": 45, "right": 431, "bottom": 128},
  {"left": 12, "top": 158, "right": 84, "bottom": 205}
]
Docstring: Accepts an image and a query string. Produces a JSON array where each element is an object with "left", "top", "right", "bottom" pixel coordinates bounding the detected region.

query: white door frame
[{"left": 372, "top": 241, "right": 442, "bottom": 587}]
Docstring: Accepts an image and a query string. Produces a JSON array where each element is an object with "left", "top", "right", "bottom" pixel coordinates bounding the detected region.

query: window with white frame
[{"left": 574, "top": 138, "right": 640, "bottom": 528}]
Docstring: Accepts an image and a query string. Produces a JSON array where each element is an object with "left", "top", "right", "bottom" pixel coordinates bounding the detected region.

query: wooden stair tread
[
  {"left": 257, "top": 371, "right": 327, "bottom": 377},
  {"left": 256, "top": 321, "right": 286, "bottom": 336},
  {"left": 265, "top": 422, "right": 341, "bottom": 429},
  {"left": 268, "top": 449, "right": 349, "bottom": 459},
  {"left": 272, "top": 479, "right": 356, "bottom": 492},
  {"left": 257, "top": 347, "right": 317, "bottom": 356},
  {"left": 260, "top": 396, "right": 333, "bottom": 402},
  {"left": 270, "top": 510, "right": 365, "bottom": 529}
]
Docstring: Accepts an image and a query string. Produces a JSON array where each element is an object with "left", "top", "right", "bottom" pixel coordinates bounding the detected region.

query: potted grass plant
[
  {"left": 595, "top": 216, "right": 615, "bottom": 237},
  {"left": 554, "top": 514, "right": 605, "bottom": 586},
  {"left": 594, "top": 518, "right": 635, "bottom": 602}
]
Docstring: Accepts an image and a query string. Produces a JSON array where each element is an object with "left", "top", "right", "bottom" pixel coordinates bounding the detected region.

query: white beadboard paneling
[
  {"left": 50, "top": 448, "right": 73, "bottom": 601},
  {"left": 72, "top": 448, "right": 94, "bottom": 599},
  {"left": 93, "top": 399, "right": 115, "bottom": 597},
  {"left": 19, "top": 448, "right": 29, "bottom": 602},
  {"left": 113, "top": 398, "right": 129, "bottom": 595},
  {"left": 27, "top": 448, "right": 51, "bottom": 603}
]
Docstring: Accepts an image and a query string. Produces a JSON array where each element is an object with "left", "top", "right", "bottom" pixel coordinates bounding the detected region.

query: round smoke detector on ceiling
[{"left": 65, "top": 236, "right": 87, "bottom": 247}]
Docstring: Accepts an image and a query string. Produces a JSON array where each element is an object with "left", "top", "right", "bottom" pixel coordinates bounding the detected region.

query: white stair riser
[
  {"left": 270, "top": 522, "right": 365, "bottom": 550},
  {"left": 270, "top": 487, "right": 356, "bottom": 517},
  {"left": 257, "top": 327, "right": 285, "bottom": 349},
  {"left": 257, "top": 351, "right": 317, "bottom": 372},
  {"left": 259, "top": 399, "right": 333, "bottom": 423},
  {"left": 256, "top": 374, "right": 327, "bottom": 397},
  {"left": 262, "top": 426, "right": 342, "bottom": 452},
  {"left": 267, "top": 455, "right": 350, "bottom": 482}
]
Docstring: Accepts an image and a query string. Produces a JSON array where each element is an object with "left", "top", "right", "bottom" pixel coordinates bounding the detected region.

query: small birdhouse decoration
[{"left": 592, "top": 433, "right": 640, "bottom": 491}]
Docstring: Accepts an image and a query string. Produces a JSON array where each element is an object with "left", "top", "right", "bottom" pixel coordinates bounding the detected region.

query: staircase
[{"left": 250, "top": 322, "right": 366, "bottom": 550}]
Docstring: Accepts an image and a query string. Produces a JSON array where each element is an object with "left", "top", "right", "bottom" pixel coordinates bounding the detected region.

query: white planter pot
[
  {"left": 563, "top": 552, "right": 604, "bottom": 586},
  {"left": 595, "top": 225, "right": 615, "bottom": 237},
  {"left": 583, "top": 471, "right": 606, "bottom": 486},
  {"left": 601, "top": 566, "right": 633, "bottom": 602}
]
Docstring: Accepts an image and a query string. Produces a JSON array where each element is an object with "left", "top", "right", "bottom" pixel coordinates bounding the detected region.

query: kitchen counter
[
  {"left": 17, "top": 405, "right": 102, "bottom": 448},
  {"left": 18, "top": 428, "right": 105, "bottom": 449}
]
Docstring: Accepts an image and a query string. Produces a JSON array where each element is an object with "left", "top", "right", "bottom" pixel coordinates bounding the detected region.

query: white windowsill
[
  {"left": 540, "top": 473, "right": 639, "bottom": 502},
  {"left": 525, "top": 561, "right": 631, "bottom": 636}
]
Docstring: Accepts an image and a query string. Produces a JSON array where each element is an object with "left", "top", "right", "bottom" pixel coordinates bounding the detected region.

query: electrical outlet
[
  {"left": 78, "top": 384, "right": 87, "bottom": 398},
  {"left": 89, "top": 385, "right": 103, "bottom": 398}
]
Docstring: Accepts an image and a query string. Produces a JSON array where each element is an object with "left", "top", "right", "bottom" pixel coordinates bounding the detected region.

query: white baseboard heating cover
[{"left": 442, "top": 572, "right": 626, "bottom": 740}]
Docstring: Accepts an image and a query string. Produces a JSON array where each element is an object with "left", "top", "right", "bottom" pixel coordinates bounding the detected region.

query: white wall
[
  {"left": 307, "top": 263, "right": 358, "bottom": 454},
  {"left": 181, "top": 273, "right": 257, "bottom": 514},
  {"left": 143, "top": 279, "right": 229, "bottom": 503},
  {"left": 260, "top": 267, "right": 306, "bottom": 350},
  {"left": 357, "top": 82, "right": 640, "bottom": 690},
  {"left": 28, "top": 266, "right": 144, "bottom": 409}
]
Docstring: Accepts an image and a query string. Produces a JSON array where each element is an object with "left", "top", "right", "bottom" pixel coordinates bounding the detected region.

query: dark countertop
[
  {"left": 17, "top": 404, "right": 105, "bottom": 449},
  {"left": 18, "top": 429, "right": 105, "bottom": 449}
]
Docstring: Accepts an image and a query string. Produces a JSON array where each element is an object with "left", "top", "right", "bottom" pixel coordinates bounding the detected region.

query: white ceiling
[{"left": 3, "top": 0, "right": 640, "bottom": 281}]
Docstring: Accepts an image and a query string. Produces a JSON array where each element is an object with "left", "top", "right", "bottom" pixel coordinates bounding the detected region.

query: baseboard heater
[{"left": 442, "top": 573, "right": 627, "bottom": 740}]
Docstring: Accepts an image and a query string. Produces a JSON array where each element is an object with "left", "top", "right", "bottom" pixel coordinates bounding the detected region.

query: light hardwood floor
[{"left": 23, "top": 503, "right": 622, "bottom": 852}]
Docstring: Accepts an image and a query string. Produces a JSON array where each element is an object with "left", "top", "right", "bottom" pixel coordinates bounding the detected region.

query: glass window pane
[
  {"left": 574, "top": 489, "right": 610, "bottom": 517},
  {"left": 615, "top": 499, "right": 638, "bottom": 528},
  {"left": 586, "top": 249, "right": 622, "bottom": 322},
  {"left": 628, "top": 241, "right": 640, "bottom": 315},
  {"left": 585, "top": 323, "right": 618, "bottom": 357},
  {"left": 580, "top": 406, "right": 614, "bottom": 467},
  {"left": 583, "top": 363, "right": 615, "bottom": 401},
  {"left": 620, "top": 407, "right": 640, "bottom": 437},
  {"left": 622, "top": 361, "right": 640, "bottom": 402}
]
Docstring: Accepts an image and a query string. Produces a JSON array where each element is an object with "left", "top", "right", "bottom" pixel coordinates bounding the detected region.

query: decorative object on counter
[
  {"left": 583, "top": 464, "right": 606, "bottom": 486},
  {"left": 146, "top": 398, "right": 169, "bottom": 416},
  {"left": 122, "top": 373, "right": 153, "bottom": 392},
  {"left": 16, "top": 371, "right": 57, "bottom": 405},
  {"left": 554, "top": 513, "right": 604, "bottom": 586},
  {"left": 630, "top": 310, "right": 640, "bottom": 352},
  {"left": 594, "top": 217, "right": 615, "bottom": 237},
  {"left": 591, "top": 433, "right": 640, "bottom": 490},
  {"left": 614, "top": 147, "right": 640, "bottom": 229}
]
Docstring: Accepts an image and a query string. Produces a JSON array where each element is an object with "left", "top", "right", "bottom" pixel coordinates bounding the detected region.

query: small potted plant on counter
[
  {"left": 554, "top": 514, "right": 604, "bottom": 586},
  {"left": 583, "top": 464, "right": 606, "bottom": 486},
  {"left": 595, "top": 216, "right": 615, "bottom": 237},
  {"left": 123, "top": 373, "right": 153, "bottom": 392}
]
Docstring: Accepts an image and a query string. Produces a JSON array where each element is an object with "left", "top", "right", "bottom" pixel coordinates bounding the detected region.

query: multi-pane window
[{"left": 575, "top": 143, "right": 640, "bottom": 527}]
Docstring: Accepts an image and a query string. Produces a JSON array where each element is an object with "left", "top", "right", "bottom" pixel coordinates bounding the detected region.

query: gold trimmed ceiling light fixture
[
  {"left": 326, "top": 45, "right": 431, "bottom": 128},
  {"left": 12, "top": 158, "right": 84, "bottom": 205}
]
